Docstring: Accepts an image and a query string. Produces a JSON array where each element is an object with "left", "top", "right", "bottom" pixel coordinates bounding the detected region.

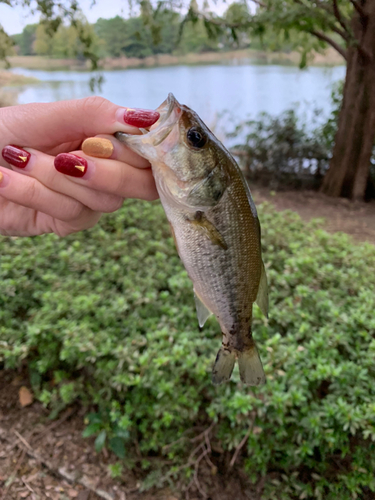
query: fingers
[
  {"left": 53, "top": 151, "right": 159, "bottom": 201},
  {"left": 0, "top": 97, "right": 160, "bottom": 153},
  {"left": 0, "top": 167, "right": 95, "bottom": 224},
  {"left": 1, "top": 145, "right": 158, "bottom": 209},
  {"left": 82, "top": 135, "right": 150, "bottom": 169}
]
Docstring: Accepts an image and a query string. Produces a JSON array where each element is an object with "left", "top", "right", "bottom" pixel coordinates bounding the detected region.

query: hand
[{"left": 0, "top": 97, "right": 159, "bottom": 237}]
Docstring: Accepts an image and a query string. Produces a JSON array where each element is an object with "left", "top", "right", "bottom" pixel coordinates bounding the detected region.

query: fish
[{"left": 115, "top": 93, "right": 268, "bottom": 386}]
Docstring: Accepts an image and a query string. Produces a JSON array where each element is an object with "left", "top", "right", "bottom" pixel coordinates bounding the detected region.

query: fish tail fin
[
  {"left": 212, "top": 347, "right": 236, "bottom": 385},
  {"left": 238, "top": 342, "right": 266, "bottom": 386}
]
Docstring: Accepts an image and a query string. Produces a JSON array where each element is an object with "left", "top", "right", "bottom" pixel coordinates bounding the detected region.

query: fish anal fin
[
  {"left": 256, "top": 260, "right": 269, "bottom": 318},
  {"left": 187, "top": 211, "right": 228, "bottom": 250},
  {"left": 238, "top": 343, "right": 266, "bottom": 386},
  {"left": 194, "top": 289, "right": 213, "bottom": 328},
  {"left": 212, "top": 347, "right": 236, "bottom": 385}
]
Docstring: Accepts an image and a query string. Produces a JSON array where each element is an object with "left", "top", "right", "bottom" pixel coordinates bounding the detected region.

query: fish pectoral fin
[
  {"left": 212, "top": 347, "right": 236, "bottom": 385},
  {"left": 194, "top": 289, "right": 213, "bottom": 328},
  {"left": 168, "top": 222, "right": 180, "bottom": 257},
  {"left": 256, "top": 260, "right": 269, "bottom": 318},
  {"left": 187, "top": 211, "right": 228, "bottom": 250},
  {"left": 238, "top": 342, "right": 266, "bottom": 386}
]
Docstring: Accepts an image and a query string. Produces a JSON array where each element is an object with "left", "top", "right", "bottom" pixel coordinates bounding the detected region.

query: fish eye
[{"left": 187, "top": 127, "right": 207, "bottom": 149}]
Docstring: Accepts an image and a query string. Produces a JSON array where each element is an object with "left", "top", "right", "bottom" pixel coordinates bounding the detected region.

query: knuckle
[
  {"left": 80, "top": 96, "right": 111, "bottom": 115},
  {"left": 0, "top": 215, "right": 15, "bottom": 235},
  {"left": 60, "top": 199, "right": 86, "bottom": 222},
  {"left": 26, "top": 179, "right": 40, "bottom": 207},
  {"left": 116, "top": 166, "right": 129, "bottom": 194},
  {"left": 98, "top": 195, "right": 124, "bottom": 213},
  {"left": 144, "top": 189, "right": 159, "bottom": 202}
]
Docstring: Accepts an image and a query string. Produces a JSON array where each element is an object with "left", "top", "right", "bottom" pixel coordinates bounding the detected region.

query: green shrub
[
  {"left": 229, "top": 108, "right": 330, "bottom": 187},
  {"left": 228, "top": 81, "right": 375, "bottom": 196},
  {"left": 1, "top": 200, "right": 375, "bottom": 499}
]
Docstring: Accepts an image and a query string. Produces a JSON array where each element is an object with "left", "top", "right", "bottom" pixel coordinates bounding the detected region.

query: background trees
[
  {"left": 193, "top": 0, "right": 375, "bottom": 200},
  {"left": 4, "top": 1, "right": 375, "bottom": 200}
]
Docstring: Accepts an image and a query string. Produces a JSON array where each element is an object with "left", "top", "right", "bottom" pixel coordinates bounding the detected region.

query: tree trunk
[{"left": 321, "top": 2, "right": 375, "bottom": 201}]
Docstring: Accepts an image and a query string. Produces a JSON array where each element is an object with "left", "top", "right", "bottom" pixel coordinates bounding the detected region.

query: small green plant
[
  {"left": 108, "top": 462, "right": 123, "bottom": 479},
  {"left": 1, "top": 199, "right": 375, "bottom": 499}
]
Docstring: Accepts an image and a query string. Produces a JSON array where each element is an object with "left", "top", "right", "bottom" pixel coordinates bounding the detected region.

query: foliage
[
  {"left": 12, "top": 1, "right": 344, "bottom": 61},
  {"left": 229, "top": 80, "right": 375, "bottom": 193},
  {"left": 14, "top": 12, "right": 220, "bottom": 59},
  {"left": 4, "top": 0, "right": 99, "bottom": 67},
  {"left": 228, "top": 108, "right": 331, "bottom": 188},
  {"left": 1, "top": 200, "right": 375, "bottom": 498},
  {"left": 94, "top": 16, "right": 154, "bottom": 59},
  {"left": 33, "top": 21, "right": 97, "bottom": 58},
  {"left": 12, "top": 24, "right": 38, "bottom": 56}
]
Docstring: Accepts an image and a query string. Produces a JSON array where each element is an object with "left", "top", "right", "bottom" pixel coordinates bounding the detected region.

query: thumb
[{"left": 0, "top": 97, "right": 145, "bottom": 151}]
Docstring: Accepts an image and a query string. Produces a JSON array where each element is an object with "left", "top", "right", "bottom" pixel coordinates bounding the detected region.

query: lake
[{"left": 12, "top": 64, "right": 346, "bottom": 130}]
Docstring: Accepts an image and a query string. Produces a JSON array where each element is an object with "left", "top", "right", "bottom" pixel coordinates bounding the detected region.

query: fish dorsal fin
[
  {"left": 256, "top": 260, "right": 269, "bottom": 318},
  {"left": 194, "top": 289, "right": 213, "bottom": 328}
]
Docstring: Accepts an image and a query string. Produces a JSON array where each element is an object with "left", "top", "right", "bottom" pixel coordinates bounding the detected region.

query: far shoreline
[{"left": 3, "top": 47, "right": 345, "bottom": 73}]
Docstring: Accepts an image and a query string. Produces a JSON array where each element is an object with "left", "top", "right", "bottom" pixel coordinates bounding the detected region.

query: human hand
[{"left": 0, "top": 97, "right": 159, "bottom": 237}]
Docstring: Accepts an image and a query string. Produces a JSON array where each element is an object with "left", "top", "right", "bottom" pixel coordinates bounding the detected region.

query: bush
[
  {"left": 1, "top": 200, "right": 375, "bottom": 499},
  {"left": 229, "top": 108, "right": 330, "bottom": 189},
  {"left": 229, "top": 81, "right": 375, "bottom": 194}
]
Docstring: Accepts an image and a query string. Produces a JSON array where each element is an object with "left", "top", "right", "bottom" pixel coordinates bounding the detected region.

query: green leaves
[
  {"left": 109, "top": 437, "right": 126, "bottom": 459},
  {"left": 95, "top": 430, "right": 107, "bottom": 453},
  {"left": 1, "top": 199, "right": 375, "bottom": 498}
]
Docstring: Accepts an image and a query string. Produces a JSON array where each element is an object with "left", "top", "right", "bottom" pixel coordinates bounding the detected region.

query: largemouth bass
[{"left": 116, "top": 94, "right": 268, "bottom": 386}]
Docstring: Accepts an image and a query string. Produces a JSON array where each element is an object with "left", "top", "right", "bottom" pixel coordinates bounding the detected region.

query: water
[{"left": 12, "top": 64, "right": 345, "bottom": 129}]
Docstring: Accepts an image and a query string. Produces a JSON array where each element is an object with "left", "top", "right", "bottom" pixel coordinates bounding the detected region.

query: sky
[
  {"left": 0, "top": 0, "right": 233, "bottom": 36},
  {"left": 0, "top": 0, "right": 134, "bottom": 35}
]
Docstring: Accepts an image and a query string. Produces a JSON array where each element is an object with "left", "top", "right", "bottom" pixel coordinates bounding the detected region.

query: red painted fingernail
[
  {"left": 123, "top": 108, "right": 160, "bottom": 128},
  {"left": 54, "top": 153, "right": 88, "bottom": 178},
  {"left": 2, "top": 145, "right": 31, "bottom": 169}
]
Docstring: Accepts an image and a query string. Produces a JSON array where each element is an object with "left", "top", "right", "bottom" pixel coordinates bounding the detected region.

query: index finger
[{"left": 0, "top": 97, "right": 159, "bottom": 152}]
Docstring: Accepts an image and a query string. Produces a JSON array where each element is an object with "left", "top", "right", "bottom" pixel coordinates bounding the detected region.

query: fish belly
[{"left": 161, "top": 185, "right": 262, "bottom": 344}]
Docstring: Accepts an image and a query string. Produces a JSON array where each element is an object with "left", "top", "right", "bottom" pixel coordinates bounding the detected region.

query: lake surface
[{"left": 12, "top": 64, "right": 346, "bottom": 129}]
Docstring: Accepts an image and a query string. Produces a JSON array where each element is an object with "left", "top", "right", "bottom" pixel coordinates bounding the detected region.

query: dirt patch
[
  {"left": 252, "top": 186, "right": 375, "bottom": 245},
  {"left": 0, "top": 370, "right": 177, "bottom": 500}
]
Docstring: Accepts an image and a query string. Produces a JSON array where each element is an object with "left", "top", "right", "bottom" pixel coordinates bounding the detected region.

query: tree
[
  {"left": 12, "top": 24, "right": 38, "bottom": 55},
  {"left": 2, "top": 0, "right": 99, "bottom": 68},
  {"left": 183, "top": 0, "right": 375, "bottom": 201}
]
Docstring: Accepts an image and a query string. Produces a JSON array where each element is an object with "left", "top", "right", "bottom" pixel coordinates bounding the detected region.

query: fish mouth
[
  {"left": 115, "top": 93, "right": 182, "bottom": 159},
  {"left": 153, "top": 93, "right": 180, "bottom": 130}
]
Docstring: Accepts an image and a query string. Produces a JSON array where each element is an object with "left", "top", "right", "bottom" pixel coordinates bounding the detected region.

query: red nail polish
[
  {"left": 54, "top": 153, "right": 88, "bottom": 178},
  {"left": 123, "top": 108, "right": 160, "bottom": 128},
  {"left": 2, "top": 145, "right": 31, "bottom": 169}
]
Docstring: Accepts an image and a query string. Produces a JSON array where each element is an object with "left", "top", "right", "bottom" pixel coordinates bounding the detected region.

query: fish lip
[
  {"left": 152, "top": 93, "right": 180, "bottom": 130},
  {"left": 115, "top": 93, "right": 182, "bottom": 151}
]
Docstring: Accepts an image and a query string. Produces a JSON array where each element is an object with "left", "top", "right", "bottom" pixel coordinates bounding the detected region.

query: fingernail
[
  {"left": 2, "top": 145, "right": 31, "bottom": 169},
  {"left": 82, "top": 137, "right": 114, "bottom": 159},
  {"left": 54, "top": 153, "right": 88, "bottom": 178},
  {"left": 122, "top": 108, "right": 160, "bottom": 128},
  {"left": 0, "top": 171, "right": 10, "bottom": 187}
]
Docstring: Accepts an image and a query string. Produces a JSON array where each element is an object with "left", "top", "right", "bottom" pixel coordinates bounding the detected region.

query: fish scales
[
  {"left": 115, "top": 93, "right": 268, "bottom": 386},
  {"left": 164, "top": 175, "right": 261, "bottom": 344}
]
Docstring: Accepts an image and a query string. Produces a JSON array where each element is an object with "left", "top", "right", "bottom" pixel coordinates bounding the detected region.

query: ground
[
  {"left": 252, "top": 187, "right": 375, "bottom": 245},
  {"left": 1, "top": 187, "right": 374, "bottom": 500}
]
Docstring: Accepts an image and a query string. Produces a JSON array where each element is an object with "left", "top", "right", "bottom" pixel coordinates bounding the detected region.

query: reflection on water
[{"left": 12, "top": 64, "right": 346, "bottom": 127}]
